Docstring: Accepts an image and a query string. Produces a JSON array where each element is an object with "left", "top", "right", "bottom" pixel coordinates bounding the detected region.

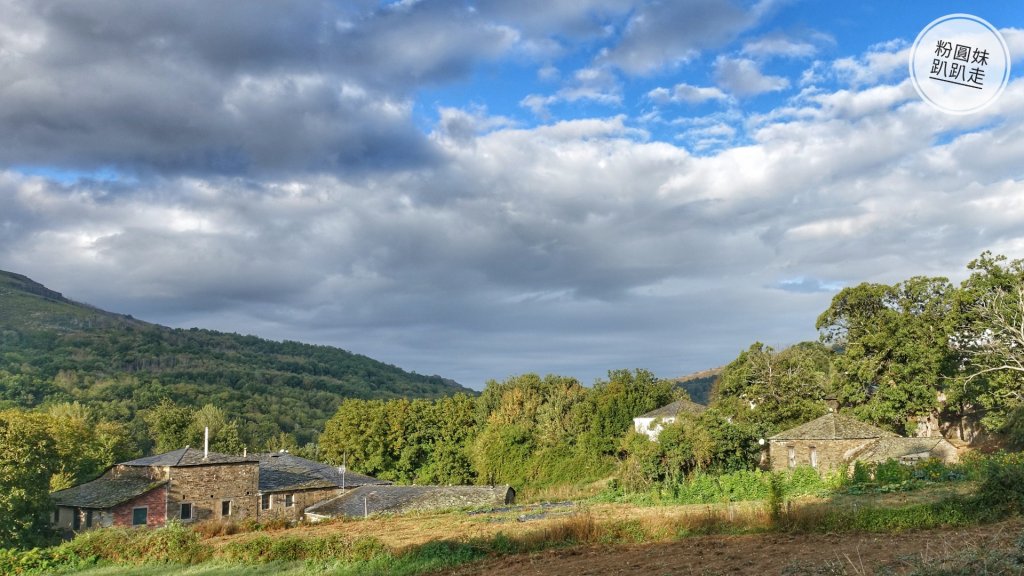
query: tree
[
  {"left": 191, "top": 404, "right": 244, "bottom": 454},
  {"left": 816, "top": 277, "right": 956, "bottom": 433},
  {"left": 952, "top": 252, "right": 1024, "bottom": 431},
  {"left": 580, "top": 369, "right": 676, "bottom": 456},
  {"left": 143, "top": 398, "right": 194, "bottom": 453},
  {"left": 713, "top": 342, "right": 834, "bottom": 435},
  {"left": 0, "top": 409, "right": 58, "bottom": 548},
  {"left": 45, "top": 402, "right": 135, "bottom": 490}
]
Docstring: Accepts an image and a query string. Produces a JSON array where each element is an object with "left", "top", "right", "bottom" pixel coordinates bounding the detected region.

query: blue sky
[{"left": 1, "top": 0, "right": 1023, "bottom": 389}]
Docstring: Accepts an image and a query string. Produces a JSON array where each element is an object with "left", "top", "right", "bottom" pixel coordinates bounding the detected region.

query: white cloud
[
  {"left": 520, "top": 66, "right": 622, "bottom": 116},
  {"left": 714, "top": 57, "right": 790, "bottom": 96},
  {"left": 648, "top": 83, "right": 730, "bottom": 104},
  {"left": 741, "top": 36, "right": 817, "bottom": 59},
  {"left": 831, "top": 39, "right": 909, "bottom": 86}
]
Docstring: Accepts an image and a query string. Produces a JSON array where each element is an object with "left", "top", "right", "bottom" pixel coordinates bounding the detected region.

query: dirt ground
[{"left": 439, "top": 518, "right": 1024, "bottom": 576}]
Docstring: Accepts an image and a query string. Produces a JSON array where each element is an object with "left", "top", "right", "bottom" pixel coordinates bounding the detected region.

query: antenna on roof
[{"left": 204, "top": 427, "right": 209, "bottom": 459}]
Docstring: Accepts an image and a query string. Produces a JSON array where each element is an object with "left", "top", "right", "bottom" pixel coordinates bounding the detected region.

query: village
[{"left": 51, "top": 395, "right": 961, "bottom": 536}]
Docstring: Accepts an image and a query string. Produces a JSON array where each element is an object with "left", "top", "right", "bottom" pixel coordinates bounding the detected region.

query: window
[
  {"left": 787, "top": 446, "right": 796, "bottom": 469},
  {"left": 53, "top": 508, "right": 59, "bottom": 523},
  {"left": 285, "top": 494, "right": 294, "bottom": 508},
  {"left": 810, "top": 446, "right": 818, "bottom": 469},
  {"left": 132, "top": 507, "right": 148, "bottom": 526},
  {"left": 221, "top": 500, "right": 231, "bottom": 517},
  {"left": 261, "top": 494, "right": 271, "bottom": 510},
  {"left": 73, "top": 509, "right": 81, "bottom": 531},
  {"left": 180, "top": 502, "right": 192, "bottom": 521},
  {"left": 85, "top": 510, "right": 93, "bottom": 528}
]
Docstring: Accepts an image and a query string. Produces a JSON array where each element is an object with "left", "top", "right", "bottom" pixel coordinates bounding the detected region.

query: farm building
[
  {"left": 51, "top": 447, "right": 259, "bottom": 534},
  {"left": 51, "top": 447, "right": 511, "bottom": 534},
  {"left": 304, "top": 484, "right": 516, "bottom": 521},
  {"left": 254, "top": 452, "right": 387, "bottom": 521},
  {"left": 768, "top": 412, "right": 959, "bottom": 472},
  {"left": 633, "top": 398, "right": 706, "bottom": 440}
]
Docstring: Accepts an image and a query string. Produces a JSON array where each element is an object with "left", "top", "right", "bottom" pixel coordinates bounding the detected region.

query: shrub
[
  {"left": 64, "top": 522, "right": 211, "bottom": 565},
  {"left": 0, "top": 546, "right": 86, "bottom": 575},
  {"left": 219, "top": 533, "right": 389, "bottom": 564},
  {"left": 977, "top": 454, "right": 1024, "bottom": 514},
  {"left": 874, "top": 459, "right": 911, "bottom": 485}
]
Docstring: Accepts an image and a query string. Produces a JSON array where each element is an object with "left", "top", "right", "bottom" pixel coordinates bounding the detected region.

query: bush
[
  {"left": 977, "top": 454, "right": 1024, "bottom": 514},
  {"left": 874, "top": 459, "right": 911, "bottom": 485},
  {"left": 219, "top": 533, "right": 388, "bottom": 563},
  {"left": 64, "top": 522, "right": 211, "bottom": 565},
  {"left": 0, "top": 546, "right": 86, "bottom": 575}
]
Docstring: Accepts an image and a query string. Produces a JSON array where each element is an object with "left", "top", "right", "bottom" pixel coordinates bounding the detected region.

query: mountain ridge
[{"left": 0, "top": 270, "right": 470, "bottom": 448}]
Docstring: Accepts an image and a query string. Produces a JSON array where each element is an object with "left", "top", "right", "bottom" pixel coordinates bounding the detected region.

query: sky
[{"left": 2, "top": 1, "right": 1023, "bottom": 389}]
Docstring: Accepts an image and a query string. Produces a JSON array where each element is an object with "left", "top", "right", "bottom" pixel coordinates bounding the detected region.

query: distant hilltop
[
  {"left": 0, "top": 269, "right": 470, "bottom": 449},
  {"left": 671, "top": 367, "right": 723, "bottom": 405}
]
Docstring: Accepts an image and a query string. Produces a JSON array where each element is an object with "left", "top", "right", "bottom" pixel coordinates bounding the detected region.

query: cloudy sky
[{"left": 2, "top": 1, "right": 1023, "bottom": 388}]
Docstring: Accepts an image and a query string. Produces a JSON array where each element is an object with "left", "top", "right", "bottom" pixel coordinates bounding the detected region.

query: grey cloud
[
  {"left": 601, "top": 0, "right": 760, "bottom": 74},
  {"left": 4, "top": 77, "right": 1024, "bottom": 386},
  {"left": 713, "top": 56, "right": 789, "bottom": 95},
  {"left": 0, "top": 0, "right": 526, "bottom": 176},
  {"left": 772, "top": 277, "right": 842, "bottom": 293}
]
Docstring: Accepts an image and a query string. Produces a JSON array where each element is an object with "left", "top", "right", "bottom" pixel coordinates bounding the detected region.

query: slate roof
[
  {"left": 254, "top": 453, "right": 386, "bottom": 493},
  {"left": 636, "top": 398, "right": 707, "bottom": 419},
  {"left": 769, "top": 412, "right": 898, "bottom": 441},
  {"left": 120, "top": 447, "right": 256, "bottom": 467},
  {"left": 52, "top": 475, "right": 167, "bottom": 509},
  {"left": 853, "top": 437, "right": 952, "bottom": 463},
  {"left": 305, "top": 484, "right": 514, "bottom": 518}
]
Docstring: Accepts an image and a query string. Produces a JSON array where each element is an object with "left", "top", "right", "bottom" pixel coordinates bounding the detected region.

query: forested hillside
[
  {"left": 0, "top": 270, "right": 469, "bottom": 450},
  {"left": 673, "top": 368, "right": 721, "bottom": 404}
]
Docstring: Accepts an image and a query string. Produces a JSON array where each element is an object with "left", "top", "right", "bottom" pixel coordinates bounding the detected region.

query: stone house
[
  {"left": 51, "top": 447, "right": 259, "bottom": 534},
  {"left": 304, "top": 484, "right": 515, "bottom": 521},
  {"left": 768, "top": 412, "right": 959, "bottom": 473},
  {"left": 633, "top": 398, "right": 707, "bottom": 440},
  {"left": 254, "top": 452, "right": 387, "bottom": 521}
]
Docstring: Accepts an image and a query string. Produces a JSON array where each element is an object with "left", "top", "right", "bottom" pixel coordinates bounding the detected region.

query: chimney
[
  {"left": 204, "top": 427, "right": 209, "bottom": 459},
  {"left": 825, "top": 397, "right": 839, "bottom": 412}
]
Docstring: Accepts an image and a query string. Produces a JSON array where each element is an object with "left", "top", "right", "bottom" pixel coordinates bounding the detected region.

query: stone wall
[
  {"left": 258, "top": 487, "right": 343, "bottom": 521},
  {"left": 769, "top": 438, "right": 875, "bottom": 472},
  {"left": 111, "top": 485, "right": 167, "bottom": 528},
  {"left": 167, "top": 463, "right": 259, "bottom": 522}
]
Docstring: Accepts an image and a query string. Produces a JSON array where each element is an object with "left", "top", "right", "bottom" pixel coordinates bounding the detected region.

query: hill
[
  {"left": 672, "top": 367, "right": 722, "bottom": 405},
  {"left": 0, "top": 270, "right": 470, "bottom": 448}
]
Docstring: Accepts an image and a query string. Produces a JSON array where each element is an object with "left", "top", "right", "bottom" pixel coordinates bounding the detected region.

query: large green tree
[
  {"left": 953, "top": 252, "right": 1024, "bottom": 432},
  {"left": 816, "top": 277, "right": 957, "bottom": 433},
  {"left": 0, "top": 410, "right": 58, "bottom": 548},
  {"left": 713, "top": 342, "right": 835, "bottom": 435}
]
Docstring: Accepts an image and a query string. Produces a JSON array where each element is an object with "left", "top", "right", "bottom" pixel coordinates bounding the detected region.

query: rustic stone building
[
  {"left": 254, "top": 452, "right": 386, "bottom": 521},
  {"left": 52, "top": 447, "right": 258, "bottom": 534},
  {"left": 304, "top": 484, "right": 516, "bottom": 521},
  {"left": 633, "top": 398, "right": 707, "bottom": 440},
  {"left": 768, "top": 412, "right": 959, "bottom": 472}
]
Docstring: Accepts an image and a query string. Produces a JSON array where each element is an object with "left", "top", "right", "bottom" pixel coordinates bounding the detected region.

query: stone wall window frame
[
  {"left": 285, "top": 494, "right": 294, "bottom": 508},
  {"left": 261, "top": 493, "right": 271, "bottom": 511},
  {"left": 221, "top": 500, "right": 232, "bottom": 517},
  {"left": 180, "top": 502, "right": 193, "bottom": 521},
  {"left": 810, "top": 446, "right": 818, "bottom": 469},
  {"left": 132, "top": 506, "right": 148, "bottom": 527},
  {"left": 787, "top": 445, "right": 796, "bottom": 469}
]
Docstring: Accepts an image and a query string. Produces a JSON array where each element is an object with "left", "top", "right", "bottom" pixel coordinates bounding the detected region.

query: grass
[
  {"left": 7, "top": 501, "right": 1019, "bottom": 576},
  {"left": 12, "top": 456, "right": 1024, "bottom": 576}
]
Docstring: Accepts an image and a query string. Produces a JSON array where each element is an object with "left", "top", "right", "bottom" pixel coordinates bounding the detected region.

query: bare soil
[{"left": 439, "top": 518, "right": 1024, "bottom": 576}]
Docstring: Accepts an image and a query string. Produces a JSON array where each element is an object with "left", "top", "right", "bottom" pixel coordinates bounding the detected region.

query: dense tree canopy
[{"left": 816, "top": 277, "right": 957, "bottom": 433}]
